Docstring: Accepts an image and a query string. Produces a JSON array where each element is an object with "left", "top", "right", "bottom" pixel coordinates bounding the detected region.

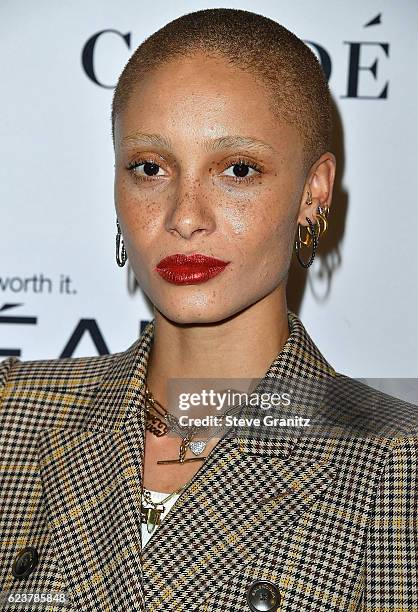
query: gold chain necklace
[
  {"left": 141, "top": 384, "right": 209, "bottom": 533},
  {"left": 144, "top": 384, "right": 208, "bottom": 464}
]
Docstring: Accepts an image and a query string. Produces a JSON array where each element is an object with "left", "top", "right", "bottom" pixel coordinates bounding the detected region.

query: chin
[
  {"left": 157, "top": 305, "right": 226, "bottom": 326},
  {"left": 154, "top": 294, "right": 251, "bottom": 327}
]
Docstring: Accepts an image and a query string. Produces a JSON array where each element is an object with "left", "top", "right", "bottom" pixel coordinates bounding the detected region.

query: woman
[{"left": 0, "top": 8, "right": 416, "bottom": 612}]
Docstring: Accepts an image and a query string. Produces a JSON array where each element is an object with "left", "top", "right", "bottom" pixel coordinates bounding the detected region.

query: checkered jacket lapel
[{"left": 1, "top": 310, "right": 417, "bottom": 611}]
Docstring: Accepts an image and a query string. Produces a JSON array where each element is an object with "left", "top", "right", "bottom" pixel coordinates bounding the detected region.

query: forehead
[{"left": 114, "top": 52, "right": 302, "bottom": 157}]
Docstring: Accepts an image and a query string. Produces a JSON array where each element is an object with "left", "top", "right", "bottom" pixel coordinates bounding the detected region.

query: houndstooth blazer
[{"left": 0, "top": 310, "right": 417, "bottom": 612}]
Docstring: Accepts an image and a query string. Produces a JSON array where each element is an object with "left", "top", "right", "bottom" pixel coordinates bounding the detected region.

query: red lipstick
[{"left": 155, "top": 253, "right": 230, "bottom": 285}]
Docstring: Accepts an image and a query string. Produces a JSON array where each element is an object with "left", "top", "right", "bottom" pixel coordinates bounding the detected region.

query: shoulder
[
  {"left": 324, "top": 373, "right": 417, "bottom": 519},
  {"left": 0, "top": 352, "right": 115, "bottom": 392},
  {"left": 0, "top": 350, "right": 125, "bottom": 427},
  {"left": 329, "top": 371, "right": 418, "bottom": 440},
  {"left": 311, "top": 371, "right": 417, "bottom": 488}
]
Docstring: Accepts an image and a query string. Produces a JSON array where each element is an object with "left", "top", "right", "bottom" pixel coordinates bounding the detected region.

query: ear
[{"left": 297, "top": 152, "right": 336, "bottom": 226}]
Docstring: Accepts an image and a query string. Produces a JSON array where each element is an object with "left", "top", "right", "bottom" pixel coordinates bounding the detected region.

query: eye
[
  {"left": 127, "top": 159, "right": 167, "bottom": 180},
  {"left": 221, "top": 159, "right": 262, "bottom": 182}
]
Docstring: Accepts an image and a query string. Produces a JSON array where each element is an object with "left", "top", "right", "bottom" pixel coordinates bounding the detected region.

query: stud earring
[{"left": 116, "top": 219, "right": 127, "bottom": 267}]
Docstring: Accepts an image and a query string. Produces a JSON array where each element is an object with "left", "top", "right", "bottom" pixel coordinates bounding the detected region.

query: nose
[{"left": 166, "top": 176, "right": 215, "bottom": 240}]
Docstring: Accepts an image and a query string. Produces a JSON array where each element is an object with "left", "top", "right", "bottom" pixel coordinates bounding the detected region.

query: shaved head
[{"left": 111, "top": 8, "right": 332, "bottom": 171}]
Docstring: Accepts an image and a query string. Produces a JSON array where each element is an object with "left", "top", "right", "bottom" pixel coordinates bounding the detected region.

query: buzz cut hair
[{"left": 111, "top": 8, "right": 332, "bottom": 170}]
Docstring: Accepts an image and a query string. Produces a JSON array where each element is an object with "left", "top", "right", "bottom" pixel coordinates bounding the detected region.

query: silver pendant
[{"left": 189, "top": 440, "right": 207, "bottom": 455}]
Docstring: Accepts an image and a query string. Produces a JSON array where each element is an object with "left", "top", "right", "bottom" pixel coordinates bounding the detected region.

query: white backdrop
[{"left": 1, "top": 0, "right": 417, "bottom": 379}]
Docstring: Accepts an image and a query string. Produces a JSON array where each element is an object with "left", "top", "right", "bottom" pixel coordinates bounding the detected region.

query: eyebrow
[{"left": 121, "top": 132, "right": 277, "bottom": 154}]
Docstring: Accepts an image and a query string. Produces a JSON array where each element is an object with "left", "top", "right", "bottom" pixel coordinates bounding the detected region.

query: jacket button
[
  {"left": 11, "top": 546, "right": 39, "bottom": 579},
  {"left": 246, "top": 579, "right": 281, "bottom": 611}
]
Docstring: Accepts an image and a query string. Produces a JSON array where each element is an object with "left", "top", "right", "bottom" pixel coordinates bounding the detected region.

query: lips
[{"left": 155, "top": 253, "right": 230, "bottom": 285}]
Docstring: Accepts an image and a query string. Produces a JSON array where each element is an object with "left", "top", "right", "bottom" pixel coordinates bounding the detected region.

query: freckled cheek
[
  {"left": 117, "top": 205, "right": 164, "bottom": 266},
  {"left": 116, "top": 182, "right": 163, "bottom": 234},
  {"left": 127, "top": 206, "right": 162, "bottom": 246},
  {"left": 222, "top": 206, "right": 249, "bottom": 236}
]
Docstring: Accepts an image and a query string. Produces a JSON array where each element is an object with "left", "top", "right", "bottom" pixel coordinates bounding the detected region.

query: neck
[{"left": 145, "top": 286, "right": 290, "bottom": 408}]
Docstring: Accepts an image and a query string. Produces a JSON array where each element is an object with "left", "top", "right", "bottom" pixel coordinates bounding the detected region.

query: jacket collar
[{"left": 85, "top": 308, "right": 336, "bottom": 457}]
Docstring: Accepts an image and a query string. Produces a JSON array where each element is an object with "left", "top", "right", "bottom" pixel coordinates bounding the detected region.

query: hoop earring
[
  {"left": 315, "top": 205, "right": 330, "bottom": 239},
  {"left": 295, "top": 217, "right": 318, "bottom": 268},
  {"left": 116, "top": 219, "right": 127, "bottom": 267}
]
